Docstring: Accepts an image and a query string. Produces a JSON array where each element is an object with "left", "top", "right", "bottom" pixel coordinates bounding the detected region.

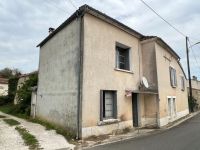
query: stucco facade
[
  {"left": 36, "top": 5, "right": 189, "bottom": 139},
  {"left": 36, "top": 18, "right": 81, "bottom": 135}
]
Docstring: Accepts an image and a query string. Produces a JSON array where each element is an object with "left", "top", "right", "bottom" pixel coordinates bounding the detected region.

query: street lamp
[{"left": 186, "top": 37, "right": 200, "bottom": 112}]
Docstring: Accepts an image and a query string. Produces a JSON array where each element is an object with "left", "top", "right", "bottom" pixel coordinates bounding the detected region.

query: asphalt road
[{"left": 87, "top": 113, "right": 200, "bottom": 150}]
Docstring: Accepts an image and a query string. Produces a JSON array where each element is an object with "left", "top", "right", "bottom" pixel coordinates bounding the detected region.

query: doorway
[
  {"left": 132, "top": 93, "right": 139, "bottom": 127},
  {"left": 168, "top": 97, "right": 176, "bottom": 120}
]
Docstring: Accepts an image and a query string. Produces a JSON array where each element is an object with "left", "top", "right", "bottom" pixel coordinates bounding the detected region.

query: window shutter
[
  {"left": 116, "top": 47, "right": 119, "bottom": 68},
  {"left": 100, "top": 90, "right": 104, "bottom": 121},
  {"left": 113, "top": 91, "right": 117, "bottom": 119},
  {"left": 169, "top": 67, "right": 173, "bottom": 86},
  {"left": 174, "top": 69, "right": 177, "bottom": 86}
]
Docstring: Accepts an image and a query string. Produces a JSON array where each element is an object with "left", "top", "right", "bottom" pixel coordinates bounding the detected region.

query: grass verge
[
  {"left": 0, "top": 104, "right": 76, "bottom": 141},
  {"left": 0, "top": 115, "right": 6, "bottom": 118},
  {"left": 15, "top": 126, "right": 40, "bottom": 150},
  {"left": 3, "top": 119, "right": 20, "bottom": 126}
]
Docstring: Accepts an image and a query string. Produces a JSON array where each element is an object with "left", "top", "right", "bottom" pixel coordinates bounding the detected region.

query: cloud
[{"left": 0, "top": 0, "right": 199, "bottom": 78}]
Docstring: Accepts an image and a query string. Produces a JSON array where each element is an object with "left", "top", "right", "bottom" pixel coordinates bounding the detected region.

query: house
[
  {"left": 187, "top": 76, "right": 200, "bottom": 108},
  {"left": 14, "top": 71, "right": 38, "bottom": 104},
  {"left": 0, "top": 76, "right": 8, "bottom": 96},
  {"left": 35, "top": 5, "right": 189, "bottom": 139}
]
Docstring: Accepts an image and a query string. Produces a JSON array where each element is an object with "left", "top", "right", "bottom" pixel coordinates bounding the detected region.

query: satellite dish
[{"left": 142, "top": 77, "right": 149, "bottom": 88}]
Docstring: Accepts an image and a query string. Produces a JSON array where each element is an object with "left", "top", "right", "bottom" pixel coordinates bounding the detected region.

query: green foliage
[
  {"left": 0, "top": 67, "right": 21, "bottom": 78},
  {"left": 8, "top": 77, "right": 19, "bottom": 101},
  {"left": 188, "top": 96, "right": 199, "bottom": 112},
  {"left": 0, "top": 95, "right": 10, "bottom": 106},
  {"left": 15, "top": 73, "right": 38, "bottom": 115},
  {"left": 15, "top": 126, "right": 40, "bottom": 150},
  {"left": 3, "top": 119, "right": 20, "bottom": 126}
]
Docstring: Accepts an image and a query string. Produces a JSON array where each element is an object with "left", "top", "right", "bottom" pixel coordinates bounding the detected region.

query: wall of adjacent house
[
  {"left": 155, "top": 43, "right": 189, "bottom": 126},
  {"left": 0, "top": 83, "right": 8, "bottom": 96},
  {"left": 81, "top": 13, "right": 142, "bottom": 137},
  {"left": 36, "top": 18, "right": 81, "bottom": 134},
  {"left": 188, "top": 80, "right": 200, "bottom": 106},
  {"left": 14, "top": 76, "right": 29, "bottom": 104},
  {"left": 141, "top": 40, "right": 158, "bottom": 91}
]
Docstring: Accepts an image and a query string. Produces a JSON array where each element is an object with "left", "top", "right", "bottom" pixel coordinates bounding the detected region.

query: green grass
[
  {"left": 15, "top": 126, "right": 40, "bottom": 150},
  {"left": 29, "top": 118, "right": 76, "bottom": 141},
  {"left": 0, "top": 115, "right": 6, "bottom": 118},
  {"left": 0, "top": 104, "right": 13, "bottom": 114},
  {"left": 3, "top": 119, "right": 20, "bottom": 126}
]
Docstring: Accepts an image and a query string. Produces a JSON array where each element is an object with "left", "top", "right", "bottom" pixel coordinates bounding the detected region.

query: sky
[{"left": 0, "top": 0, "right": 200, "bottom": 78}]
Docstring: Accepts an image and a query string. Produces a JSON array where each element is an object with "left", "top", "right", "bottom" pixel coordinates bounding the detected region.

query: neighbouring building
[
  {"left": 0, "top": 76, "right": 8, "bottom": 96},
  {"left": 14, "top": 71, "right": 38, "bottom": 104},
  {"left": 187, "top": 76, "right": 200, "bottom": 108},
  {"left": 35, "top": 5, "right": 189, "bottom": 139}
]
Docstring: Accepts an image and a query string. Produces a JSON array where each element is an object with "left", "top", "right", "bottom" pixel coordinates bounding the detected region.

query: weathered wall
[
  {"left": 141, "top": 40, "right": 158, "bottom": 91},
  {"left": 36, "top": 19, "right": 81, "bottom": 133},
  {"left": 155, "top": 43, "right": 189, "bottom": 126},
  {"left": 81, "top": 14, "right": 141, "bottom": 136},
  {"left": 0, "top": 83, "right": 8, "bottom": 96},
  {"left": 188, "top": 80, "right": 200, "bottom": 106}
]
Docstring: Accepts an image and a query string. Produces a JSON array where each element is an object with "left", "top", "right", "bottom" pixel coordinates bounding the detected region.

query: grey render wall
[
  {"left": 36, "top": 18, "right": 81, "bottom": 134},
  {"left": 141, "top": 41, "right": 158, "bottom": 91}
]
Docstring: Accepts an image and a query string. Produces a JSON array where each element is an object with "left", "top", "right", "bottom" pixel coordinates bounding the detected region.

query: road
[{"left": 87, "top": 113, "right": 200, "bottom": 150}]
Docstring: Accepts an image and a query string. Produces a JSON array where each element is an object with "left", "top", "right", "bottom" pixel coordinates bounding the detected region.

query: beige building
[
  {"left": 187, "top": 76, "right": 200, "bottom": 108},
  {"left": 36, "top": 5, "right": 189, "bottom": 139},
  {"left": 0, "top": 77, "right": 8, "bottom": 96}
]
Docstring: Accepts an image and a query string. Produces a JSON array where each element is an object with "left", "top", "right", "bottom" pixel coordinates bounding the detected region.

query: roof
[
  {"left": 141, "top": 36, "right": 180, "bottom": 60},
  {"left": 37, "top": 4, "right": 144, "bottom": 47},
  {"left": 0, "top": 77, "right": 8, "bottom": 84}
]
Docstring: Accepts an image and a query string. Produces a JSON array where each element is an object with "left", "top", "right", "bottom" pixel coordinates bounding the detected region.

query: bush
[
  {"left": 8, "top": 77, "right": 19, "bottom": 101},
  {"left": 0, "top": 96, "right": 10, "bottom": 106},
  {"left": 188, "top": 96, "right": 199, "bottom": 112}
]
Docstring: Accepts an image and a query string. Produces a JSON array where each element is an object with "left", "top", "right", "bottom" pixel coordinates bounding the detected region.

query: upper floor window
[
  {"left": 180, "top": 76, "right": 185, "bottom": 91},
  {"left": 116, "top": 44, "right": 130, "bottom": 71},
  {"left": 169, "top": 66, "right": 177, "bottom": 87}
]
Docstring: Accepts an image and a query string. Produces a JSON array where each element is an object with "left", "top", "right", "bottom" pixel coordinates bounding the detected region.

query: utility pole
[{"left": 186, "top": 36, "right": 193, "bottom": 112}]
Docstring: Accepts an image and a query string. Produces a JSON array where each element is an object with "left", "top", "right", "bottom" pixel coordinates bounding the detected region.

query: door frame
[{"left": 132, "top": 93, "right": 139, "bottom": 127}]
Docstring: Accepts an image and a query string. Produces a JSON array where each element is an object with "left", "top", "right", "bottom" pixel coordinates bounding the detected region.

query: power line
[
  {"left": 68, "top": 0, "right": 78, "bottom": 10},
  {"left": 44, "top": 0, "right": 69, "bottom": 14},
  {"left": 139, "top": 0, "right": 186, "bottom": 37}
]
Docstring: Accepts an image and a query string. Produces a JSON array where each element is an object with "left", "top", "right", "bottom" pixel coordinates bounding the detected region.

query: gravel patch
[
  {"left": 0, "top": 112, "right": 75, "bottom": 150},
  {"left": 0, "top": 119, "right": 28, "bottom": 150}
]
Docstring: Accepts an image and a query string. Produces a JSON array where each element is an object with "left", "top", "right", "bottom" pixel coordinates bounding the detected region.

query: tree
[
  {"left": 0, "top": 67, "right": 21, "bottom": 78},
  {"left": 16, "top": 73, "right": 38, "bottom": 115}
]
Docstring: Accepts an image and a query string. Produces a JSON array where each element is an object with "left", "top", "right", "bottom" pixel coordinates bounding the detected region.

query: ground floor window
[
  {"left": 100, "top": 90, "right": 117, "bottom": 120},
  {"left": 167, "top": 96, "right": 176, "bottom": 119}
]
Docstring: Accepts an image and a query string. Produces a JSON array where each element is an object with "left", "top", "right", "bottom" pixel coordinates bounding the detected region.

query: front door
[
  {"left": 132, "top": 93, "right": 139, "bottom": 127},
  {"left": 168, "top": 97, "right": 176, "bottom": 120}
]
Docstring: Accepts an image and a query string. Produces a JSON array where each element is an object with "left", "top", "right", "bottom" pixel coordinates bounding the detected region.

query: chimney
[
  {"left": 193, "top": 76, "right": 197, "bottom": 81},
  {"left": 49, "top": 27, "right": 55, "bottom": 34}
]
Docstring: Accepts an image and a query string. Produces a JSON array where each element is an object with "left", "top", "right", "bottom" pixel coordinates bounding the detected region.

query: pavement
[
  {"left": 85, "top": 111, "right": 200, "bottom": 150},
  {"left": 0, "top": 111, "right": 75, "bottom": 150}
]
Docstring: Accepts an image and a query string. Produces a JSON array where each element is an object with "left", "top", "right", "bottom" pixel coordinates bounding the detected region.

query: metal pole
[{"left": 186, "top": 36, "right": 193, "bottom": 112}]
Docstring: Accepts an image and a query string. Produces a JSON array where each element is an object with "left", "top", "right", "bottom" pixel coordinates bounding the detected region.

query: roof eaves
[{"left": 37, "top": 4, "right": 144, "bottom": 47}]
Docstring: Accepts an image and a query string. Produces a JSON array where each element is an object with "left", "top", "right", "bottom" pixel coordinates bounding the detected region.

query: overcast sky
[{"left": 0, "top": 0, "right": 200, "bottom": 78}]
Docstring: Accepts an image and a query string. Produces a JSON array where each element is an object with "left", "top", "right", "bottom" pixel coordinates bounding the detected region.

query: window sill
[
  {"left": 98, "top": 119, "right": 120, "bottom": 126},
  {"left": 114, "top": 68, "right": 133, "bottom": 74}
]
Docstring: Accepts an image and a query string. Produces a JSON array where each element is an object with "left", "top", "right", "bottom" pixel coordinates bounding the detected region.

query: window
[
  {"left": 100, "top": 90, "right": 117, "bottom": 120},
  {"left": 116, "top": 45, "right": 130, "bottom": 70},
  {"left": 169, "top": 66, "right": 177, "bottom": 87},
  {"left": 167, "top": 96, "right": 176, "bottom": 119},
  {"left": 180, "top": 76, "right": 185, "bottom": 91}
]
